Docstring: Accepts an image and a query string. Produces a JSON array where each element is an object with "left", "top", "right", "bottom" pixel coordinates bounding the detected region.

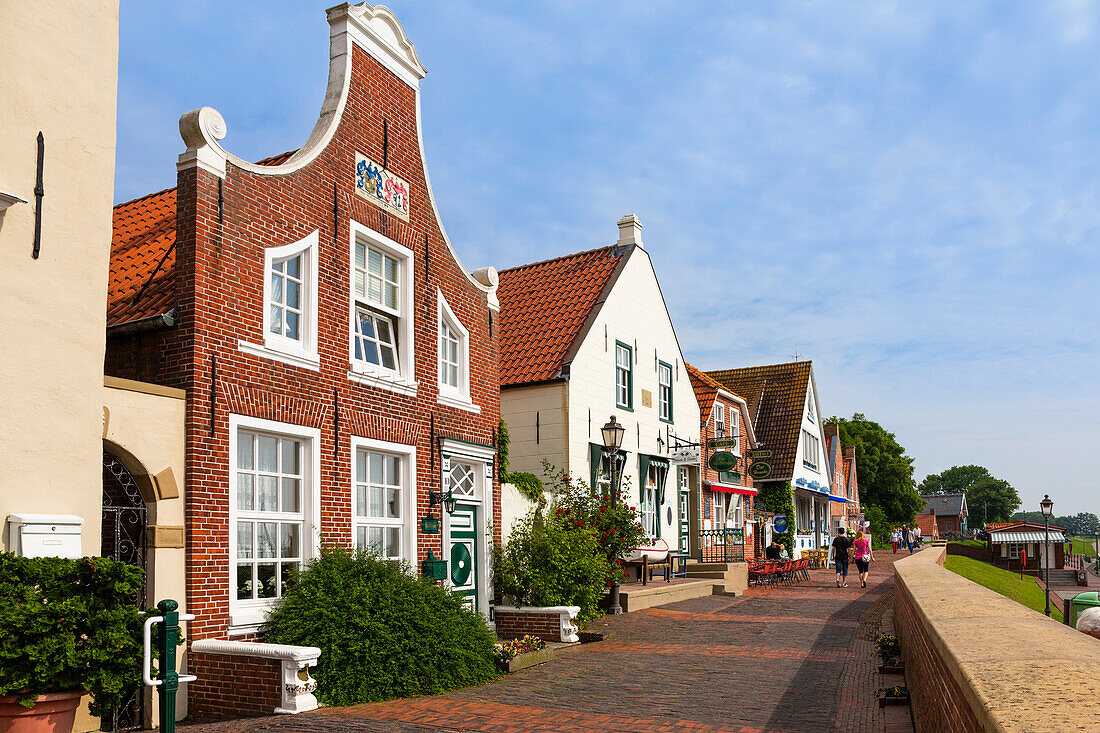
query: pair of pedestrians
[{"left": 829, "top": 528, "right": 874, "bottom": 588}]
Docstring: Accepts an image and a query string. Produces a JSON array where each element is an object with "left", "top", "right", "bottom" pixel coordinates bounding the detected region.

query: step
[
  {"left": 617, "top": 580, "right": 715, "bottom": 613},
  {"left": 683, "top": 562, "right": 733, "bottom": 571},
  {"left": 685, "top": 571, "right": 728, "bottom": 580}
]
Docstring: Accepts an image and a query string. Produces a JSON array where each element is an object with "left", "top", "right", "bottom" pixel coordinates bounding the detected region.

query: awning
[
  {"left": 990, "top": 531, "right": 1066, "bottom": 543},
  {"left": 705, "top": 480, "right": 757, "bottom": 497},
  {"left": 828, "top": 495, "right": 848, "bottom": 503}
]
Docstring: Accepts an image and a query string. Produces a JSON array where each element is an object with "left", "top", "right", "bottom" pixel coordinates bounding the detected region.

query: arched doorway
[{"left": 101, "top": 449, "right": 148, "bottom": 731}]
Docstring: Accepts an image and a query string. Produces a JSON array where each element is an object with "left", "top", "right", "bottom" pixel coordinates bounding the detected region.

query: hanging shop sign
[
  {"left": 709, "top": 437, "right": 739, "bottom": 449},
  {"left": 748, "top": 461, "right": 772, "bottom": 480},
  {"left": 708, "top": 451, "right": 737, "bottom": 472},
  {"left": 420, "top": 515, "right": 440, "bottom": 534},
  {"left": 773, "top": 515, "right": 789, "bottom": 534},
  {"left": 670, "top": 447, "right": 700, "bottom": 465},
  {"left": 794, "top": 478, "right": 828, "bottom": 493},
  {"left": 354, "top": 152, "right": 411, "bottom": 221},
  {"left": 748, "top": 449, "right": 772, "bottom": 459}
]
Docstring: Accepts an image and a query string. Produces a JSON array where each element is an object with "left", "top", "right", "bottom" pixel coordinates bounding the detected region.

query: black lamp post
[
  {"left": 1040, "top": 494, "right": 1053, "bottom": 618},
  {"left": 602, "top": 415, "right": 626, "bottom": 615}
]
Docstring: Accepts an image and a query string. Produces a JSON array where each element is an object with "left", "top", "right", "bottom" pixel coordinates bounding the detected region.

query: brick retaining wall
[
  {"left": 187, "top": 653, "right": 281, "bottom": 720},
  {"left": 494, "top": 606, "right": 578, "bottom": 642}
]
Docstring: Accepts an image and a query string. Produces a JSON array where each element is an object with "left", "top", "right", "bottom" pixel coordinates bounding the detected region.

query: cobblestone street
[{"left": 181, "top": 556, "right": 915, "bottom": 733}]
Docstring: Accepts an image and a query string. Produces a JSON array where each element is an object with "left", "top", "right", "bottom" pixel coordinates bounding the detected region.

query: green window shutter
[
  {"left": 638, "top": 454, "right": 651, "bottom": 503},
  {"left": 589, "top": 443, "right": 604, "bottom": 490}
]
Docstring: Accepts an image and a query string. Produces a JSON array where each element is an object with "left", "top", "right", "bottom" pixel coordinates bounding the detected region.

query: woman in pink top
[{"left": 852, "top": 531, "right": 874, "bottom": 588}]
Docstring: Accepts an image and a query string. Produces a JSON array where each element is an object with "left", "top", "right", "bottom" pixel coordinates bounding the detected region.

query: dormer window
[
  {"left": 348, "top": 222, "right": 416, "bottom": 395},
  {"left": 239, "top": 231, "right": 320, "bottom": 371}
]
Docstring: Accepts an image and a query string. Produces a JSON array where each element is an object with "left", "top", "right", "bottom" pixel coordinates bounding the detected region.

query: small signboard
[
  {"left": 354, "top": 153, "right": 411, "bottom": 221},
  {"left": 748, "top": 461, "right": 772, "bottom": 480},
  {"left": 708, "top": 451, "right": 737, "bottom": 472},
  {"left": 670, "top": 447, "right": 700, "bottom": 465},
  {"left": 709, "top": 438, "right": 739, "bottom": 449},
  {"left": 773, "top": 515, "right": 789, "bottom": 534},
  {"left": 748, "top": 449, "right": 772, "bottom": 459},
  {"left": 442, "top": 456, "right": 451, "bottom": 472},
  {"left": 420, "top": 515, "right": 440, "bottom": 534}
]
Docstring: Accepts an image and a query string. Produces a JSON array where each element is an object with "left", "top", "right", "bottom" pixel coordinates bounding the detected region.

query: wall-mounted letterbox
[{"left": 7, "top": 514, "right": 84, "bottom": 559}]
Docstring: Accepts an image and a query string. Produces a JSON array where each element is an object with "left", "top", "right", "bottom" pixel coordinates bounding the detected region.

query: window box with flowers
[{"left": 496, "top": 635, "right": 553, "bottom": 673}]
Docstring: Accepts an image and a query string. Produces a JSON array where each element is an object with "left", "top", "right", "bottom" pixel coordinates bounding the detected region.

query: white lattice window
[
  {"left": 714, "top": 404, "right": 726, "bottom": 437},
  {"left": 437, "top": 292, "right": 473, "bottom": 408},
  {"left": 615, "top": 342, "right": 632, "bottom": 409},
  {"left": 802, "top": 429, "right": 819, "bottom": 470},
  {"left": 658, "top": 361, "right": 673, "bottom": 422},
  {"left": 642, "top": 486, "right": 658, "bottom": 539},
  {"left": 354, "top": 449, "right": 403, "bottom": 560},
  {"left": 242, "top": 231, "right": 319, "bottom": 370},
  {"left": 447, "top": 461, "right": 476, "bottom": 498},
  {"left": 353, "top": 308, "right": 398, "bottom": 371},
  {"left": 729, "top": 407, "right": 740, "bottom": 455}
]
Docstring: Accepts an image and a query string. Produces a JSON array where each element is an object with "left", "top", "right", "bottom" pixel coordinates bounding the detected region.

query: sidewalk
[{"left": 180, "top": 557, "right": 915, "bottom": 733}]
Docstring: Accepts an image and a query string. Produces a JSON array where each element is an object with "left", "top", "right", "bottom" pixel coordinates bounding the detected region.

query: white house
[
  {"left": 497, "top": 215, "right": 701, "bottom": 548},
  {"left": 707, "top": 361, "right": 833, "bottom": 555}
]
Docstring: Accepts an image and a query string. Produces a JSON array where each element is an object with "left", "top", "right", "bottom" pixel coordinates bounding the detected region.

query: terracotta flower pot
[{"left": 0, "top": 690, "right": 84, "bottom": 733}]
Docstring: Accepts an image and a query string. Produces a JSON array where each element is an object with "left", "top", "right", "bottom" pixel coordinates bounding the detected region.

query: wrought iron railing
[{"left": 699, "top": 528, "right": 746, "bottom": 563}]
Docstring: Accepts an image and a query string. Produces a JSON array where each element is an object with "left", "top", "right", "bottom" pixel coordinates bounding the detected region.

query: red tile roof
[
  {"left": 108, "top": 187, "right": 177, "bottom": 327},
  {"left": 497, "top": 246, "right": 628, "bottom": 387},
  {"left": 107, "top": 151, "right": 299, "bottom": 328},
  {"left": 685, "top": 363, "right": 720, "bottom": 422},
  {"left": 705, "top": 361, "right": 814, "bottom": 482}
]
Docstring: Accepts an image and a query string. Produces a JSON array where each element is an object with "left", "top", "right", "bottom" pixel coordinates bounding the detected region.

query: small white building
[
  {"left": 707, "top": 361, "right": 833, "bottom": 555},
  {"left": 498, "top": 215, "right": 700, "bottom": 546}
]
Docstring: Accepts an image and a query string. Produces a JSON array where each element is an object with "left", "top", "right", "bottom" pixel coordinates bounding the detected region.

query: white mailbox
[{"left": 7, "top": 514, "right": 84, "bottom": 558}]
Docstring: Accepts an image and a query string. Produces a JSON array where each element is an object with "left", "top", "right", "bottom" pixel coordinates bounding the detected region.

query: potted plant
[
  {"left": 878, "top": 656, "right": 905, "bottom": 675},
  {"left": 496, "top": 635, "right": 552, "bottom": 673},
  {"left": 0, "top": 554, "right": 144, "bottom": 733},
  {"left": 878, "top": 685, "right": 910, "bottom": 707},
  {"left": 875, "top": 633, "right": 901, "bottom": 659}
]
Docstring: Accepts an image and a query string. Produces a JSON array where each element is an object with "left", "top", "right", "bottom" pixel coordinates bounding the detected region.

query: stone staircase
[{"left": 683, "top": 561, "right": 748, "bottom": 596}]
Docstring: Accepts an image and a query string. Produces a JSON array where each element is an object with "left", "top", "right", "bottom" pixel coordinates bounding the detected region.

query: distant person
[
  {"left": 891, "top": 529, "right": 899, "bottom": 554},
  {"left": 830, "top": 528, "right": 852, "bottom": 587},
  {"left": 853, "top": 530, "right": 874, "bottom": 588},
  {"left": 903, "top": 525, "right": 913, "bottom": 554},
  {"left": 765, "top": 540, "right": 781, "bottom": 559},
  {"left": 778, "top": 544, "right": 790, "bottom": 560}
]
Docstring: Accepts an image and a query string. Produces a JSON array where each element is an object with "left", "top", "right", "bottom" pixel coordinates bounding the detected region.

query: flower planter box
[
  {"left": 878, "top": 692, "right": 910, "bottom": 708},
  {"left": 878, "top": 663, "right": 905, "bottom": 675},
  {"left": 505, "top": 646, "right": 555, "bottom": 673}
]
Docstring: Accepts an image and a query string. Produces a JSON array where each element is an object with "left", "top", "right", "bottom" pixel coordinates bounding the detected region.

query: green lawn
[
  {"left": 1070, "top": 537, "right": 1099, "bottom": 555},
  {"left": 951, "top": 539, "right": 985, "bottom": 548},
  {"left": 943, "top": 554, "right": 1064, "bottom": 622}
]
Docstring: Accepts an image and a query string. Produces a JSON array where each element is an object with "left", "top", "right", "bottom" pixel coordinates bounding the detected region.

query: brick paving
[{"left": 180, "top": 556, "right": 916, "bottom": 733}]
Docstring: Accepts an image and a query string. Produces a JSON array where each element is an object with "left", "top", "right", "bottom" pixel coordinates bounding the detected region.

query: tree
[
  {"left": 1012, "top": 511, "right": 1100, "bottom": 536},
  {"left": 919, "top": 465, "right": 1020, "bottom": 524},
  {"left": 829, "top": 413, "right": 923, "bottom": 525}
]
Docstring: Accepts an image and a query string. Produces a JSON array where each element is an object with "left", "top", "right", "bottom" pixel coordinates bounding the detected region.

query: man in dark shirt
[
  {"left": 831, "top": 528, "right": 852, "bottom": 587},
  {"left": 765, "top": 541, "right": 782, "bottom": 559}
]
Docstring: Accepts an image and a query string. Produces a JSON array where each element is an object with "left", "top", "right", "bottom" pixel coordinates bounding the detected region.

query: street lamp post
[
  {"left": 602, "top": 416, "right": 626, "bottom": 615},
  {"left": 1040, "top": 494, "right": 1053, "bottom": 618}
]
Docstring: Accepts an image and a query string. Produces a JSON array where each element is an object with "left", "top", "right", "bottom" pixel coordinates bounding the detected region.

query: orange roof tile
[
  {"left": 497, "top": 246, "right": 629, "bottom": 386},
  {"left": 706, "top": 361, "right": 814, "bottom": 482},
  {"left": 108, "top": 187, "right": 177, "bottom": 327},
  {"left": 685, "top": 363, "right": 721, "bottom": 421}
]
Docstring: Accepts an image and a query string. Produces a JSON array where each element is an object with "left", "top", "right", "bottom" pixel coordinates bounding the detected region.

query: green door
[{"left": 448, "top": 503, "right": 478, "bottom": 609}]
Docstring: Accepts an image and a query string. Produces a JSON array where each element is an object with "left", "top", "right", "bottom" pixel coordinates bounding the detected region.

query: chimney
[
  {"left": 616, "top": 214, "right": 643, "bottom": 248},
  {"left": 844, "top": 446, "right": 855, "bottom": 459},
  {"left": 824, "top": 422, "right": 839, "bottom": 442}
]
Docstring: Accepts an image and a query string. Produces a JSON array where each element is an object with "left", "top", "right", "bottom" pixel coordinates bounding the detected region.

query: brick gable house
[
  {"left": 685, "top": 364, "right": 759, "bottom": 558},
  {"left": 105, "top": 4, "right": 500, "bottom": 718}
]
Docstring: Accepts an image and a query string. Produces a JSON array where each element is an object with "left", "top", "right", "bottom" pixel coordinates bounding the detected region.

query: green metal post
[{"left": 157, "top": 599, "right": 179, "bottom": 733}]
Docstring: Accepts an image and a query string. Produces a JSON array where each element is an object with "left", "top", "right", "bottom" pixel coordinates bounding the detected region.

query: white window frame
[
  {"left": 729, "top": 405, "right": 740, "bottom": 455},
  {"left": 350, "top": 435, "right": 417, "bottom": 565},
  {"left": 615, "top": 342, "right": 633, "bottom": 409},
  {"left": 642, "top": 485, "right": 658, "bottom": 540},
  {"left": 712, "top": 492, "right": 726, "bottom": 526},
  {"left": 436, "top": 290, "right": 479, "bottom": 413},
  {"left": 657, "top": 361, "right": 673, "bottom": 422},
  {"left": 238, "top": 230, "right": 320, "bottom": 371},
  {"left": 807, "top": 392, "right": 815, "bottom": 423},
  {"left": 347, "top": 220, "right": 418, "bottom": 396},
  {"left": 802, "top": 429, "right": 819, "bottom": 471},
  {"left": 228, "top": 414, "right": 321, "bottom": 632},
  {"left": 714, "top": 404, "right": 726, "bottom": 437},
  {"left": 730, "top": 493, "right": 744, "bottom": 527}
]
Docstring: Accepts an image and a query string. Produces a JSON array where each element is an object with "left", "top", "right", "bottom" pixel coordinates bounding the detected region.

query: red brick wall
[
  {"left": 894, "top": 566, "right": 984, "bottom": 732},
  {"left": 187, "top": 654, "right": 282, "bottom": 720},
  {"left": 494, "top": 609, "right": 567, "bottom": 642},
  {"left": 699, "top": 396, "right": 755, "bottom": 554},
  {"left": 109, "top": 35, "right": 502, "bottom": 686}
]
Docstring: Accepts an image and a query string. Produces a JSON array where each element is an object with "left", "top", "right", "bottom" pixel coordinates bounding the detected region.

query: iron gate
[{"left": 101, "top": 451, "right": 147, "bottom": 732}]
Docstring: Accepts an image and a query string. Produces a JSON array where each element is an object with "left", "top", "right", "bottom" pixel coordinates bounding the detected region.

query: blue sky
[{"left": 116, "top": 1, "right": 1100, "bottom": 516}]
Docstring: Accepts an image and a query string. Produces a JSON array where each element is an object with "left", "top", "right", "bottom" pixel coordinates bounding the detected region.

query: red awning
[{"left": 705, "top": 481, "right": 757, "bottom": 497}]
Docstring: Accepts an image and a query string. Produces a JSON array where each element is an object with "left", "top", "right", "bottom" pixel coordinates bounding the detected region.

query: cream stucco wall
[
  {"left": 0, "top": 1, "right": 120, "bottom": 556},
  {"left": 500, "top": 381, "right": 568, "bottom": 481},
  {"left": 566, "top": 248, "right": 700, "bottom": 540},
  {"left": 791, "top": 374, "right": 832, "bottom": 552}
]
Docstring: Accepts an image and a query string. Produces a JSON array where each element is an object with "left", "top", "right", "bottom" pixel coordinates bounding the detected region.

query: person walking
[
  {"left": 853, "top": 530, "right": 874, "bottom": 587},
  {"left": 902, "top": 525, "right": 912, "bottom": 554},
  {"left": 891, "top": 529, "right": 898, "bottom": 554},
  {"left": 830, "top": 527, "right": 852, "bottom": 587}
]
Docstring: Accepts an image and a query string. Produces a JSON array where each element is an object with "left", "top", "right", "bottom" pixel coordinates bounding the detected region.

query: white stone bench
[{"left": 190, "top": 639, "right": 321, "bottom": 714}]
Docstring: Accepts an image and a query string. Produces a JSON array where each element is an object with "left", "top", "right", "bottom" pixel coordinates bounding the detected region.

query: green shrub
[
  {"left": 496, "top": 419, "right": 544, "bottom": 500},
  {"left": 262, "top": 545, "right": 499, "bottom": 705},
  {"left": 495, "top": 510, "right": 610, "bottom": 625},
  {"left": 0, "top": 553, "right": 144, "bottom": 715}
]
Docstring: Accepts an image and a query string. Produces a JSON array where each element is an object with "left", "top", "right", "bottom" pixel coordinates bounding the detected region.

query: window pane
[
  {"left": 258, "top": 523, "right": 277, "bottom": 558},
  {"left": 368, "top": 248, "right": 382, "bottom": 275},
  {"left": 258, "top": 436, "right": 278, "bottom": 472},
  {"left": 271, "top": 272, "right": 283, "bottom": 303},
  {"left": 447, "top": 364, "right": 458, "bottom": 387},
  {"left": 280, "top": 562, "right": 298, "bottom": 595},
  {"left": 236, "top": 564, "right": 253, "bottom": 600},
  {"left": 376, "top": 318, "right": 392, "bottom": 345},
  {"left": 384, "top": 283, "right": 397, "bottom": 309},
  {"left": 237, "top": 474, "right": 255, "bottom": 510},
  {"left": 370, "top": 452, "right": 383, "bottom": 484},
  {"left": 270, "top": 305, "right": 282, "bottom": 334},
  {"left": 356, "top": 485, "right": 367, "bottom": 517},
  {"left": 385, "top": 488, "right": 400, "bottom": 519},
  {"left": 237, "top": 433, "right": 254, "bottom": 469},
  {"left": 285, "top": 254, "right": 300, "bottom": 279},
  {"left": 356, "top": 450, "right": 367, "bottom": 483},
  {"left": 384, "top": 527, "right": 400, "bottom": 558},
  {"left": 286, "top": 279, "right": 300, "bottom": 309},
  {"left": 384, "top": 254, "right": 397, "bottom": 282},
  {"left": 280, "top": 477, "right": 300, "bottom": 513},
  {"left": 355, "top": 242, "right": 366, "bottom": 270},
  {"left": 384, "top": 455, "right": 399, "bottom": 484},
  {"left": 280, "top": 523, "right": 300, "bottom": 559},
  {"left": 368, "top": 276, "right": 382, "bottom": 304},
  {"left": 285, "top": 311, "right": 299, "bottom": 340},
  {"left": 370, "top": 486, "right": 383, "bottom": 518},
  {"left": 354, "top": 270, "right": 365, "bottom": 298},
  {"left": 257, "top": 563, "right": 277, "bottom": 598},
  {"left": 281, "top": 439, "right": 300, "bottom": 476},
  {"left": 380, "top": 344, "right": 396, "bottom": 370},
  {"left": 237, "top": 521, "right": 253, "bottom": 559},
  {"left": 258, "top": 475, "right": 278, "bottom": 512},
  {"left": 356, "top": 526, "right": 367, "bottom": 549}
]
